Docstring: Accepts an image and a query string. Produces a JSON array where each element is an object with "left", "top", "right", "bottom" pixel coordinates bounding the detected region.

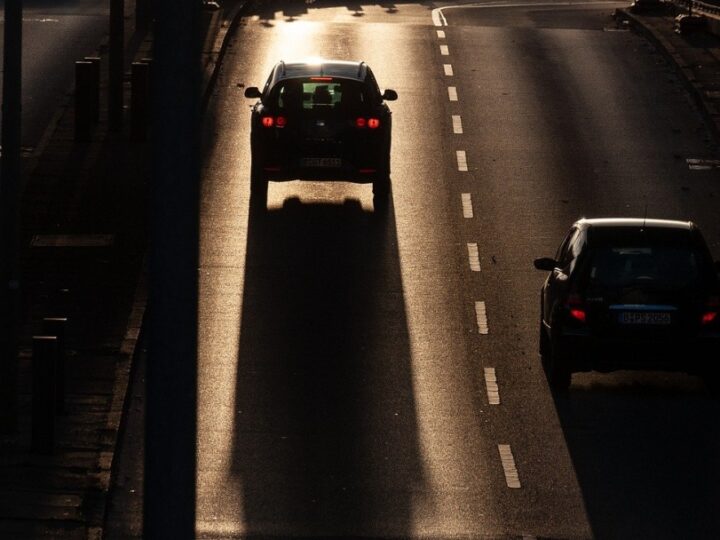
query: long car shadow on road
[
  {"left": 231, "top": 195, "right": 425, "bottom": 536},
  {"left": 554, "top": 375, "right": 720, "bottom": 538}
]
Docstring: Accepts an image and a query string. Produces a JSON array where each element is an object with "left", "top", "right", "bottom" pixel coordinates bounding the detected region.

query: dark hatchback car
[
  {"left": 534, "top": 218, "right": 720, "bottom": 392},
  {"left": 243, "top": 59, "right": 398, "bottom": 204}
]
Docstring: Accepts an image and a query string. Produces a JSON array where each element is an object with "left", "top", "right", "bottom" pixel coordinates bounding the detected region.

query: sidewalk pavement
[
  {"left": 618, "top": 3, "right": 720, "bottom": 144},
  {"left": 0, "top": 1, "right": 247, "bottom": 538}
]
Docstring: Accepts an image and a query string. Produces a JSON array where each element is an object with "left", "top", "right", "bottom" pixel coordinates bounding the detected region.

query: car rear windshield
[
  {"left": 269, "top": 78, "right": 371, "bottom": 112},
  {"left": 581, "top": 227, "right": 713, "bottom": 292}
]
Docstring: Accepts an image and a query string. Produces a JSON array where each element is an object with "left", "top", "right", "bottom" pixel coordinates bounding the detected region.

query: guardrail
[{"left": 675, "top": 0, "right": 720, "bottom": 18}]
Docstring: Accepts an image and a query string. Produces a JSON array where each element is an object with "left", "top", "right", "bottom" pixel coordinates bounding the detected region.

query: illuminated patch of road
[
  {"left": 467, "top": 243, "right": 481, "bottom": 271},
  {"left": 456, "top": 150, "right": 468, "bottom": 171},
  {"left": 484, "top": 367, "right": 500, "bottom": 405},
  {"left": 498, "top": 444, "right": 521, "bottom": 488},
  {"left": 461, "top": 193, "right": 474, "bottom": 218},
  {"left": 475, "top": 301, "right": 489, "bottom": 334}
]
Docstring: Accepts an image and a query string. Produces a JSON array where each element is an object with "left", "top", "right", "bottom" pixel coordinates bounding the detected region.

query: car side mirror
[
  {"left": 244, "top": 86, "right": 262, "bottom": 99},
  {"left": 382, "top": 89, "right": 398, "bottom": 101},
  {"left": 533, "top": 257, "right": 557, "bottom": 272}
]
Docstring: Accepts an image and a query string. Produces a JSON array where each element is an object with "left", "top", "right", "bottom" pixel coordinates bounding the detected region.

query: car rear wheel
[
  {"left": 541, "top": 329, "right": 571, "bottom": 393},
  {"left": 250, "top": 161, "right": 268, "bottom": 207}
]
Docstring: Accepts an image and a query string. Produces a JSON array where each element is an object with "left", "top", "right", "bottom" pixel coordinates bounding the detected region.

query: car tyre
[
  {"left": 703, "top": 371, "right": 720, "bottom": 398},
  {"left": 372, "top": 173, "right": 391, "bottom": 198},
  {"left": 542, "top": 330, "right": 571, "bottom": 393},
  {"left": 250, "top": 161, "right": 268, "bottom": 208}
]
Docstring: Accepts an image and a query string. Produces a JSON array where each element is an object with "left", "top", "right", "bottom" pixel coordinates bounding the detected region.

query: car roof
[
  {"left": 272, "top": 60, "right": 369, "bottom": 83},
  {"left": 575, "top": 218, "right": 695, "bottom": 231}
]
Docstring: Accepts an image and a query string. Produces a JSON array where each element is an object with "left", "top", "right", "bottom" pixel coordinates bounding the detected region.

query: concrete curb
[{"left": 617, "top": 8, "right": 720, "bottom": 144}]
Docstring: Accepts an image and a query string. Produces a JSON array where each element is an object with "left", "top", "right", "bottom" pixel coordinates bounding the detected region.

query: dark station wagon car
[
  {"left": 534, "top": 218, "right": 720, "bottom": 392},
  {"left": 244, "top": 59, "right": 398, "bottom": 205}
]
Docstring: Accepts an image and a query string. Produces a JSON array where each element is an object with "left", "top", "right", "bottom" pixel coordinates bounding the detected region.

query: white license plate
[
  {"left": 301, "top": 157, "right": 342, "bottom": 168},
  {"left": 619, "top": 312, "right": 671, "bottom": 325}
]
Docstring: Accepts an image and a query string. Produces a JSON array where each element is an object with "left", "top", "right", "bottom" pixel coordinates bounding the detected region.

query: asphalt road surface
[
  {"left": 109, "top": 1, "right": 720, "bottom": 538},
  {"left": 0, "top": 0, "right": 108, "bottom": 148}
]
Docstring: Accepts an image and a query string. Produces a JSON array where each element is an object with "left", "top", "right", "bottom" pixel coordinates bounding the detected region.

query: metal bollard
[
  {"left": 32, "top": 336, "right": 58, "bottom": 454},
  {"left": 131, "top": 61, "right": 151, "bottom": 141},
  {"left": 75, "top": 60, "right": 94, "bottom": 142},
  {"left": 43, "top": 318, "right": 68, "bottom": 414},
  {"left": 83, "top": 56, "right": 101, "bottom": 123}
]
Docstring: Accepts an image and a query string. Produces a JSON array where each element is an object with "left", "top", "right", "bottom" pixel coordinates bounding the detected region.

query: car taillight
[
  {"left": 701, "top": 296, "right": 719, "bottom": 325},
  {"left": 565, "top": 293, "right": 587, "bottom": 323},
  {"left": 355, "top": 117, "right": 380, "bottom": 129},
  {"left": 261, "top": 116, "right": 287, "bottom": 128}
]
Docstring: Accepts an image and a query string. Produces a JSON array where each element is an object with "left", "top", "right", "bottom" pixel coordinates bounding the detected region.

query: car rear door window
[{"left": 273, "top": 79, "right": 367, "bottom": 113}]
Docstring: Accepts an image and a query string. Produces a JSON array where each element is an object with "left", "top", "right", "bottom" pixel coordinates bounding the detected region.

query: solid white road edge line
[{"left": 432, "top": 7, "right": 448, "bottom": 26}]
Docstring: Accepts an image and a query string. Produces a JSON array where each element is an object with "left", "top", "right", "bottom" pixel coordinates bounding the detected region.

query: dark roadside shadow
[
  {"left": 230, "top": 194, "right": 426, "bottom": 536},
  {"left": 553, "top": 375, "right": 720, "bottom": 538},
  {"left": 251, "top": 0, "right": 438, "bottom": 24}
]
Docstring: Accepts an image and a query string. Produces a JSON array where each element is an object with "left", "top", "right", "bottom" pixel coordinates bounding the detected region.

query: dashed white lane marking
[
  {"left": 498, "top": 444, "right": 521, "bottom": 488},
  {"left": 444, "top": 64, "right": 454, "bottom": 76},
  {"left": 484, "top": 367, "right": 500, "bottom": 405},
  {"left": 440, "top": 44, "right": 450, "bottom": 55},
  {"left": 467, "top": 243, "right": 481, "bottom": 272},
  {"left": 448, "top": 86, "right": 458, "bottom": 101},
  {"left": 687, "top": 158, "right": 720, "bottom": 170},
  {"left": 436, "top": 29, "right": 446, "bottom": 38},
  {"left": 452, "top": 115, "right": 463, "bottom": 134},
  {"left": 456, "top": 150, "right": 468, "bottom": 171},
  {"left": 475, "top": 301, "right": 488, "bottom": 334},
  {"left": 461, "top": 193, "right": 473, "bottom": 218}
]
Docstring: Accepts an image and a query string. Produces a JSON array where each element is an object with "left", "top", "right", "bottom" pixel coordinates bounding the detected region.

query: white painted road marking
[
  {"left": 444, "top": 64, "right": 454, "bottom": 76},
  {"left": 448, "top": 86, "right": 458, "bottom": 101},
  {"left": 484, "top": 367, "right": 500, "bottom": 405},
  {"left": 437, "top": 30, "right": 446, "bottom": 38},
  {"left": 498, "top": 444, "right": 521, "bottom": 488},
  {"left": 452, "top": 115, "right": 463, "bottom": 134},
  {"left": 467, "top": 243, "right": 481, "bottom": 272},
  {"left": 440, "top": 44, "right": 449, "bottom": 55},
  {"left": 687, "top": 158, "right": 720, "bottom": 170},
  {"left": 461, "top": 193, "right": 473, "bottom": 218},
  {"left": 456, "top": 150, "right": 468, "bottom": 171},
  {"left": 432, "top": 6, "right": 448, "bottom": 26},
  {"left": 475, "top": 301, "right": 488, "bottom": 334}
]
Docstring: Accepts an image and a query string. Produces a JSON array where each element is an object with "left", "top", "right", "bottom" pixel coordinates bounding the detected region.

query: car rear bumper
[
  {"left": 259, "top": 163, "right": 382, "bottom": 183},
  {"left": 557, "top": 331, "right": 720, "bottom": 374}
]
